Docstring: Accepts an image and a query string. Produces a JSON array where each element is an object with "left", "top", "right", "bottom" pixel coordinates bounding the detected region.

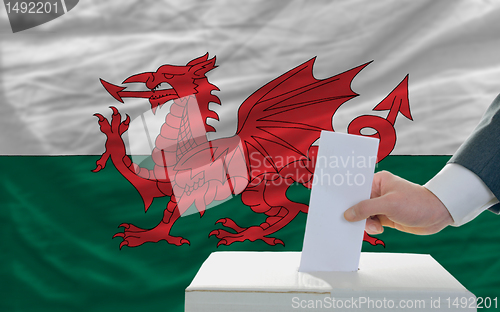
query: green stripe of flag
[{"left": 1, "top": 155, "right": 499, "bottom": 311}]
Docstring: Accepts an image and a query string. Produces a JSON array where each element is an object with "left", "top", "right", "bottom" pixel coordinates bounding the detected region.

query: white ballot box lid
[{"left": 185, "top": 252, "right": 476, "bottom": 312}]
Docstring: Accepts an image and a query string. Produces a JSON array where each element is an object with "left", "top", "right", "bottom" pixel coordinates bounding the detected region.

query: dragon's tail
[{"left": 348, "top": 75, "right": 411, "bottom": 161}]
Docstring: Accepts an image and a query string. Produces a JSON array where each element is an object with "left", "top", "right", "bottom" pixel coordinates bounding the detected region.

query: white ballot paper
[{"left": 299, "top": 131, "right": 379, "bottom": 272}]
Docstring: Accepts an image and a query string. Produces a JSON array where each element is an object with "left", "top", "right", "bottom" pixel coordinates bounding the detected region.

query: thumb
[{"left": 344, "top": 196, "right": 391, "bottom": 222}]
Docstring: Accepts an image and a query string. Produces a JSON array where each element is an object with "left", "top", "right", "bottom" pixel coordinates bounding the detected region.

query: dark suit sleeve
[{"left": 449, "top": 94, "right": 500, "bottom": 214}]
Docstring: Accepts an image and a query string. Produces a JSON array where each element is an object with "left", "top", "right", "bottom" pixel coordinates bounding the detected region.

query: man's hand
[{"left": 344, "top": 171, "right": 454, "bottom": 235}]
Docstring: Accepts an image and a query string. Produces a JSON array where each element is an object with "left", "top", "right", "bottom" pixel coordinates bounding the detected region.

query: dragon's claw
[
  {"left": 208, "top": 229, "right": 218, "bottom": 238},
  {"left": 209, "top": 229, "right": 236, "bottom": 239},
  {"left": 94, "top": 112, "right": 111, "bottom": 133},
  {"left": 210, "top": 221, "right": 284, "bottom": 247},
  {"left": 118, "top": 223, "right": 130, "bottom": 229},
  {"left": 120, "top": 114, "right": 131, "bottom": 134},
  {"left": 363, "top": 232, "right": 385, "bottom": 247},
  {"left": 119, "top": 240, "right": 129, "bottom": 250},
  {"left": 110, "top": 106, "right": 119, "bottom": 115},
  {"left": 214, "top": 218, "right": 245, "bottom": 232},
  {"left": 91, "top": 164, "right": 103, "bottom": 173},
  {"left": 92, "top": 107, "right": 130, "bottom": 173},
  {"left": 113, "top": 222, "right": 190, "bottom": 248},
  {"left": 123, "top": 114, "right": 130, "bottom": 125},
  {"left": 92, "top": 151, "right": 110, "bottom": 173},
  {"left": 93, "top": 113, "right": 105, "bottom": 122},
  {"left": 272, "top": 238, "right": 285, "bottom": 246},
  {"left": 112, "top": 232, "right": 123, "bottom": 239},
  {"left": 217, "top": 239, "right": 228, "bottom": 247}
]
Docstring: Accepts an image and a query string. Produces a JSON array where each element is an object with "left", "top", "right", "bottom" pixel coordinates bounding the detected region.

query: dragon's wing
[{"left": 236, "top": 58, "right": 369, "bottom": 180}]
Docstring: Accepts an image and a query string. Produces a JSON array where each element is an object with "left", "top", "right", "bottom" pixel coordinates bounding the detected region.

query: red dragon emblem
[{"left": 93, "top": 54, "right": 412, "bottom": 249}]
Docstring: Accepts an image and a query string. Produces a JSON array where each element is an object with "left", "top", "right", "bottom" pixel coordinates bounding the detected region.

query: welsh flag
[{"left": 2, "top": 1, "right": 500, "bottom": 311}]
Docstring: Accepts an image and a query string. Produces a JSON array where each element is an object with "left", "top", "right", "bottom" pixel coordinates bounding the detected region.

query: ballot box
[{"left": 185, "top": 251, "right": 476, "bottom": 312}]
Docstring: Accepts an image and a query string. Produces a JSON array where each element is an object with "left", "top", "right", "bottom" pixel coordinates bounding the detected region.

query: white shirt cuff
[{"left": 424, "top": 163, "right": 499, "bottom": 226}]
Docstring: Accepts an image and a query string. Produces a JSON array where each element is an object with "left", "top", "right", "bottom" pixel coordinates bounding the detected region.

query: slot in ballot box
[{"left": 185, "top": 252, "right": 476, "bottom": 312}]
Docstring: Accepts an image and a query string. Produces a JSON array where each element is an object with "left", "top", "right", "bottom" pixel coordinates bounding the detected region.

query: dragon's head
[{"left": 100, "top": 53, "right": 218, "bottom": 114}]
